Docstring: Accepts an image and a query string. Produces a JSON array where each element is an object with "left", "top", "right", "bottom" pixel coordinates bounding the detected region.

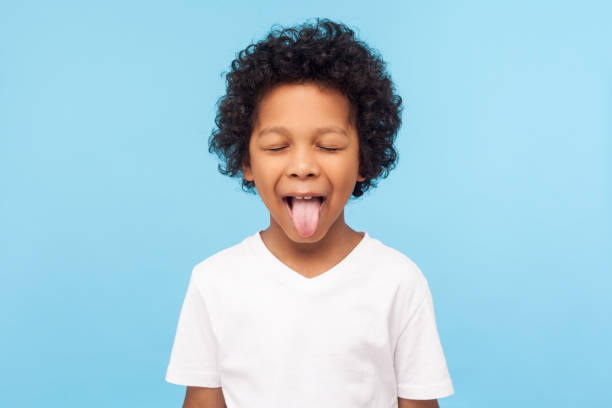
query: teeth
[{"left": 293, "top": 196, "right": 312, "bottom": 200}]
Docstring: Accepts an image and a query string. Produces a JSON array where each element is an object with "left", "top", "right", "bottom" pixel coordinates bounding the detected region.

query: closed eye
[{"left": 267, "top": 146, "right": 340, "bottom": 152}]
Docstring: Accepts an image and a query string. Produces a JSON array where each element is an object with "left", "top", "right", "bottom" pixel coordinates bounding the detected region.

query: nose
[{"left": 286, "top": 146, "right": 320, "bottom": 179}]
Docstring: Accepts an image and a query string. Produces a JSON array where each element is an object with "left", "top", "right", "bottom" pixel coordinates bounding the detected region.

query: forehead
[{"left": 253, "top": 82, "right": 354, "bottom": 129}]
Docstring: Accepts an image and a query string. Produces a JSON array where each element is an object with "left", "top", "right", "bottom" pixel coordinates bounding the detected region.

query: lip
[{"left": 282, "top": 192, "right": 327, "bottom": 198}]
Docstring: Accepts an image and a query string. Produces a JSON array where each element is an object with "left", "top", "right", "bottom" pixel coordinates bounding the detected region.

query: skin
[
  {"left": 242, "top": 81, "right": 366, "bottom": 278},
  {"left": 182, "top": 81, "right": 439, "bottom": 407},
  {"left": 183, "top": 386, "right": 226, "bottom": 408},
  {"left": 398, "top": 398, "right": 440, "bottom": 408}
]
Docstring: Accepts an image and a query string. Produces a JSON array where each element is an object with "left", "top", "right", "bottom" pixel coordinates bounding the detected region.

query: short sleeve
[
  {"left": 394, "top": 275, "right": 454, "bottom": 399},
  {"left": 165, "top": 268, "right": 221, "bottom": 387}
]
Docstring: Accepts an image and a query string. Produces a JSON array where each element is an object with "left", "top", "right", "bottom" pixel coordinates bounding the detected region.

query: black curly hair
[{"left": 208, "top": 18, "right": 402, "bottom": 198}]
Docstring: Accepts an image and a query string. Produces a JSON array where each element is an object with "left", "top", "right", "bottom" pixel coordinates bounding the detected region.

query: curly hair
[{"left": 208, "top": 18, "right": 402, "bottom": 198}]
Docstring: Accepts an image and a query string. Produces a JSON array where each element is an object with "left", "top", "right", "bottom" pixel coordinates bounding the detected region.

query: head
[{"left": 208, "top": 18, "right": 402, "bottom": 241}]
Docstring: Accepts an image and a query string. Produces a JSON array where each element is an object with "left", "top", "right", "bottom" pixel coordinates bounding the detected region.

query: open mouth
[
  {"left": 283, "top": 196, "right": 324, "bottom": 209},
  {"left": 282, "top": 196, "right": 325, "bottom": 216}
]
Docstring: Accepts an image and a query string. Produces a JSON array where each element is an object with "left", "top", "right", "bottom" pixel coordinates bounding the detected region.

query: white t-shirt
[{"left": 165, "top": 230, "right": 454, "bottom": 407}]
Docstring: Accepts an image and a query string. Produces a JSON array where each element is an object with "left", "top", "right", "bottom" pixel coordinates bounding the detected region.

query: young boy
[{"left": 165, "top": 19, "right": 454, "bottom": 408}]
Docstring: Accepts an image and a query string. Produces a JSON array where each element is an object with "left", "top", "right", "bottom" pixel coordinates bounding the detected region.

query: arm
[
  {"left": 398, "top": 398, "right": 439, "bottom": 408},
  {"left": 182, "top": 386, "right": 227, "bottom": 408}
]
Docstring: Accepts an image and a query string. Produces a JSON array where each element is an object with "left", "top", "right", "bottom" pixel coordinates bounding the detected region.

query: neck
[{"left": 261, "top": 210, "right": 361, "bottom": 260}]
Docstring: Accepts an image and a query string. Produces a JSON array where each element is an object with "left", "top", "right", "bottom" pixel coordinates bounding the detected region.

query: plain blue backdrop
[{"left": 1, "top": 1, "right": 610, "bottom": 406}]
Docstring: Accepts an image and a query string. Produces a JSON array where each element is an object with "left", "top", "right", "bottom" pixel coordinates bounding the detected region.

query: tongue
[{"left": 290, "top": 198, "right": 322, "bottom": 237}]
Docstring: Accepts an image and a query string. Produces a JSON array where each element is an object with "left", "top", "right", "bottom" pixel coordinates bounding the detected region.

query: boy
[{"left": 166, "top": 18, "right": 454, "bottom": 408}]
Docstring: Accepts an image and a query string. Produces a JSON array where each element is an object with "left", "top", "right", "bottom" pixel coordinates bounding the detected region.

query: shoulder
[
  {"left": 365, "top": 235, "right": 428, "bottom": 297},
  {"left": 366, "top": 235, "right": 433, "bottom": 326},
  {"left": 367, "top": 236, "right": 426, "bottom": 282},
  {"left": 190, "top": 234, "right": 254, "bottom": 285}
]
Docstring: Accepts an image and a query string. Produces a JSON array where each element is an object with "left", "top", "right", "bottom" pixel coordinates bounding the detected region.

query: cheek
[
  {"left": 331, "top": 151, "right": 360, "bottom": 174},
  {"left": 326, "top": 161, "right": 360, "bottom": 192},
  {"left": 251, "top": 158, "right": 282, "bottom": 186}
]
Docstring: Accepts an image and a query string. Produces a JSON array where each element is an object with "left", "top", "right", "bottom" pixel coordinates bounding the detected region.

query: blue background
[{"left": 1, "top": 1, "right": 610, "bottom": 406}]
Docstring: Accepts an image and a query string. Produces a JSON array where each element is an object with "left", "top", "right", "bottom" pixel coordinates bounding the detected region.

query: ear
[
  {"left": 356, "top": 172, "right": 365, "bottom": 182},
  {"left": 242, "top": 159, "right": 253, "bottom": 182}
]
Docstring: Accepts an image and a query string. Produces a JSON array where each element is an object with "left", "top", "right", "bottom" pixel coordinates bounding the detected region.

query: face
[{"left": 242, "top": 82, "right": 365, "bottom": 243}]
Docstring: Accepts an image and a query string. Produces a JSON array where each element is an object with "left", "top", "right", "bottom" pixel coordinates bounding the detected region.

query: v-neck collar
[{"left": 247, "top": 229, "right": 372, "bottom": 291}]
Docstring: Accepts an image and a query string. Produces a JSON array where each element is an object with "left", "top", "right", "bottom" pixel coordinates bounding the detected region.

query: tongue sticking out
[{"left": 289, "top": 198, "right": 322, "bottom": 238}]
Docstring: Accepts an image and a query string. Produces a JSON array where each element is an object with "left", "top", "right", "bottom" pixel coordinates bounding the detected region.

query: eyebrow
[{"left": 257, "top": 126, "right": 348, "bottom": 138}]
